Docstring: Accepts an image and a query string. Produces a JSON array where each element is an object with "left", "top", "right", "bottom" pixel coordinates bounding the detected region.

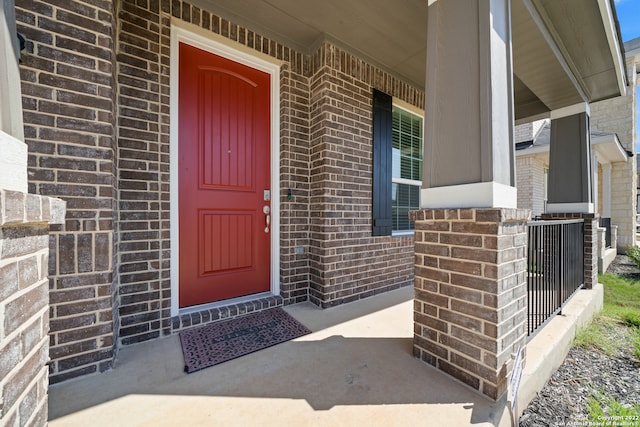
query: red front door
[{"left": 178, "top": 42, "right": 271, "bottom": 308}]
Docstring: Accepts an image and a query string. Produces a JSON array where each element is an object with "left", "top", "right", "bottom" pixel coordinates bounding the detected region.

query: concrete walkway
[
  {"left": 48, "top": 283, "right": 603, "bottom": 427},
  {"left": 49, "top": 287, "right": 511, "bottom": 426}
]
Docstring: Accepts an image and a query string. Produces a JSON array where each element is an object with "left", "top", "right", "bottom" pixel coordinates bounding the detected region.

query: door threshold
[{"left": 172, "top": 292, "right": 283, "bottom": 332}]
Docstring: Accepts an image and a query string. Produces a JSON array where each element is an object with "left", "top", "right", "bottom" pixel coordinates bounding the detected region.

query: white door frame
[{"left": 169, "top": 23, "right": 281, "bottom": 317}]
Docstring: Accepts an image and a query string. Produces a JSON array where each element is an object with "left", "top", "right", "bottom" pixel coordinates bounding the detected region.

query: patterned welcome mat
[{"left": 179, "top": 307, "right": 311, "bottom": 373}]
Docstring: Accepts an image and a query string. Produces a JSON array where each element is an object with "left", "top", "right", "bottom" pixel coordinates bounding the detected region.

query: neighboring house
[
  {"left": 591, "top": 38, "right": 640, "bottom": 253},
  {"left": 637, "top": 157, "right": 640, "bottom": 219},
  {"left": 0, "top": 0, "right": 629, "bottom": 424},
  {"left": 515, "top": 119, "right": 632, "bottom": 271},
  {"left": 516, "top": 37, "right": 640, "bottom": 264}
]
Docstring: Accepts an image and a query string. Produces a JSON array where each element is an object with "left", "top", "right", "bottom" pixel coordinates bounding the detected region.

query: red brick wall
[
  {"left": 279, "top": 65, "right": 312, "bottom": 304},
  {"left": 307, "top": 42, "right": 421, "bottom": 307},
  {"left": 411, "top": 208, "right": 529, "bottom": 399},
  {"left": 116, "top": 0, "right": 170, "bottom": 345},
  {"left": 15, "top": 0, "right": 118, "bottom": 383}
]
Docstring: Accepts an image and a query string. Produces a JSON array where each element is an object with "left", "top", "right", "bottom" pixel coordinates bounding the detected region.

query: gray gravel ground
[{"left": 518, "top": 255, "right": 640, "bottom": 427}]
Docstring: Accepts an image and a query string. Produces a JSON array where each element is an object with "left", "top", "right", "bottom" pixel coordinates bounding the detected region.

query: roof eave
[
  {"left": 592, "top": 133, "right": 629, "bottom": 163},
  {"left": 598, "top": 0, "right": 627, "bottom": 96}
]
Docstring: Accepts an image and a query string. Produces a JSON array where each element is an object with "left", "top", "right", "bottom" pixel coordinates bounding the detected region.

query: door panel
[
  {"left": 178, "top": 42, "right": 271, "bottom": 308},
  {"left": 199, "top": 68, "right": 255, "bottom": 190},
  {"left": 199, "top": 210, "right": 254, "bottom": 275}
]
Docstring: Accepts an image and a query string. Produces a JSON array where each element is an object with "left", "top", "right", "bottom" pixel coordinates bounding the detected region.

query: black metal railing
[
  {"left": 600, "top": 217, "right": 612, "bottom": 248},
  {"left": 526, "top": 219, "right": 584, "bottom": 337}
]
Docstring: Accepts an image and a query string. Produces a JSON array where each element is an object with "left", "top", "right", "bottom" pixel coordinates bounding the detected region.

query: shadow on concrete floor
[{"left": 49, "top": 287, "right": 509, "bottom": 426}]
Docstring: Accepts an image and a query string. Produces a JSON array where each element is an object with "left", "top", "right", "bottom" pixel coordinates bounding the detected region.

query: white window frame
[{"left": 391, "top": 101, "right": 424, "bottom": 236}]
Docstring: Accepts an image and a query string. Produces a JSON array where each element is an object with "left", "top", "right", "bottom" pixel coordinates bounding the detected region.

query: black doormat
[{"left": 179, "top": 307, "right": 311, "bottom": 373}]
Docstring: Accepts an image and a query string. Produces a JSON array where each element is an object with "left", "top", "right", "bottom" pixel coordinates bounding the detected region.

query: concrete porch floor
[{"left": 48, "top": 284, "right": 602, "bottom": 426}]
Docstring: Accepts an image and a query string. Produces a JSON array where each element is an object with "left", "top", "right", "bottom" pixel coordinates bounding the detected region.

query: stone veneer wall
[
  {"left": 514, "top": 122, "right": 533, "bottom": 143},
  {"left": 516, "top": 155, "right": 546, "bottom": 218},
  {"left": 590, "top": 57, "right": 637, "bottom": 252},
  {"left": 0, "top": 190, "right": 65, "bottom": 425},
  {"left": 410, "top": 208, "right": 530, "bottom": 400},
  {"left": 16, "top": 0, "right": 423, "bottom": 382}
]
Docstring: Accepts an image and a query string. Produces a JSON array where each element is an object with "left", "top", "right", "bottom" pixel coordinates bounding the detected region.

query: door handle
[{"left": 263, "top": 205, "right": 270, "bottom": 233}]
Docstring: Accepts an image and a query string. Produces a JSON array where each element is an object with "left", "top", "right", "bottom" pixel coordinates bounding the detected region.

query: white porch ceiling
[
  {"left": 191, "top": 0, "right": 626, "bottom": 120},
  {"left": 189, "top": 0, "right": 429, "bottom": 88}
]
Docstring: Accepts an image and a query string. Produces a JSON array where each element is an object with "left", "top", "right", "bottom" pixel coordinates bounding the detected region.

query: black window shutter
[{"left": 372, "top": 89, "right": 393, "bottom": 236}]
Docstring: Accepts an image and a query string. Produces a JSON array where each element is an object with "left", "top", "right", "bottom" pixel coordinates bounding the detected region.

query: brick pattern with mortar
[
  {"left": 410, "top": 208, "right": 530, "bottom": 400},
  {"left": 15, "top": 0, "right": 119, "bottom": 383},
  {"left": 307, "top": 41, "right": 420, "bottom": 307},
  {"left": 514, "top": 122, "right": 533, "bottom": 143},
  {"left": 0, "top": 190, "right": 64, "bottom": 425},
  {"left": 516, "top": 155, "right": 547, "bottom": 217},
  {"left": 116, "top": 0, "right": 171, "bottom": 345},
  {"left": 16, "top": 0, "right": 423, "bottom": 381},
  {"left": 279, "top": 63, "right": 312, "bottom": 305}
]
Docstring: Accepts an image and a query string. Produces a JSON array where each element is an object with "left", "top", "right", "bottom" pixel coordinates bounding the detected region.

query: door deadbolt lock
[{"left": 263, "top": 205, "right": 271, "bottom": 233}]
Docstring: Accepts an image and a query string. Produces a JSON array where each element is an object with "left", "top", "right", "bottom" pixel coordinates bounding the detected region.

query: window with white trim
[{"left": 391, "top": 105, "right": 423, "bottom": 233}]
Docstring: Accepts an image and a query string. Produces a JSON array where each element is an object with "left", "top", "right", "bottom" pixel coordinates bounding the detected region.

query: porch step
[{"left": 171, "top": 294, "right": 284, "bottom": 332}]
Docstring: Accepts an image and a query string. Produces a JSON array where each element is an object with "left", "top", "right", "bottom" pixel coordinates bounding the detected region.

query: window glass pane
[
  {"left": 391, "top": 106, "right": 423, "bottom": 232},
  {"left": 391, "top": 182, "right": 419, "bottom": 231},
  {"left": 400, "top": 157, "right": 412, "bottom": 180},
  {"left": 412, "top": 159, "right": 422, "bottom": 181},
  {"left": 392, "top": 129, "right": 401, "bottom": 178}
]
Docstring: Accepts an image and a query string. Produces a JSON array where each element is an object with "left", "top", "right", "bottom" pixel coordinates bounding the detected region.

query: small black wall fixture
[
  {"left": 17, "top": 33, "right": 25, "bottom": 51},
  {"left": 17, "top": 33, "right": 26, "bottom": 62}
]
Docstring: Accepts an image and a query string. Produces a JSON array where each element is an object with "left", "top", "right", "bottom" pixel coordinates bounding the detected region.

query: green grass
[
  {"left": 587, "top": 393, "right": 640, "bottom": 419},
  {"left": 633, "top": 328, "right": 640, "bottom": 362},
  {"left": 574, "top": 273, "right": 640, "bottom": 358},
  {"left": 573, "top": 315, "right": 621, "bottom": 355},
  {"left": 626, "top": 245, "right": 640, "bottom": 269},
  {"left": 599, "top": 273, "right": 640, "bottom": 321},
  {"left": 572, "top": 271, "right": 640, "bottom": 420}
]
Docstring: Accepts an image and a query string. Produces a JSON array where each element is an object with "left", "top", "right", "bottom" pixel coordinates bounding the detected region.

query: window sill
[{"left": 392, "top": 230, "right": 415, "bottom": 237}]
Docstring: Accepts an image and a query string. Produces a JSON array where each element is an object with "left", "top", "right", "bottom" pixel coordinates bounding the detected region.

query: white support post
[
  {"left": 0, "top": 0, "right": 27, "bottom": 193},
  {"left": 421, "top": 0, "right": 516, "bottom": 209},
  {"left": 602, "top": 163, "right": 612, "bottom": 218}
]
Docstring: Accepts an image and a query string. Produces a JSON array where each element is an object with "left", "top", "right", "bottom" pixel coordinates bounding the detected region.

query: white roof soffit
[
  {"left": 516, "top": 129, "right": 628, "bottom": 164},
  {"left": 597, "top": 0, "right": 627, "bottom": 96},
  {"left": 515, "top": 144, "right": 550, "bottom": 156},
  {"left": 514, "top": 0, "right": 627, "bottom": 121},
  {"left": 625, "top": 37, "right": 640, "bottom": 65},
  {"left": 186, "top": 0, "right": 625, "bottom": 119},
  {"left": 592, "top": 133, "right": 629, "bottom": 163}
]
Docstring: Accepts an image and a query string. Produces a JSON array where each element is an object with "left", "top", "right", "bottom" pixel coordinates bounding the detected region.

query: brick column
[
  {"left": 542, "top": 212, "right": 598, "bottom": 289},
  {"left": 410, "top": 208, "right": 529, "bottom": 400},
  {"left": 16, "top": 0, "right": 118, "bottom": 383},
  {"left": 0, "top": 190, "right": 65, "bottom": 425}
]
